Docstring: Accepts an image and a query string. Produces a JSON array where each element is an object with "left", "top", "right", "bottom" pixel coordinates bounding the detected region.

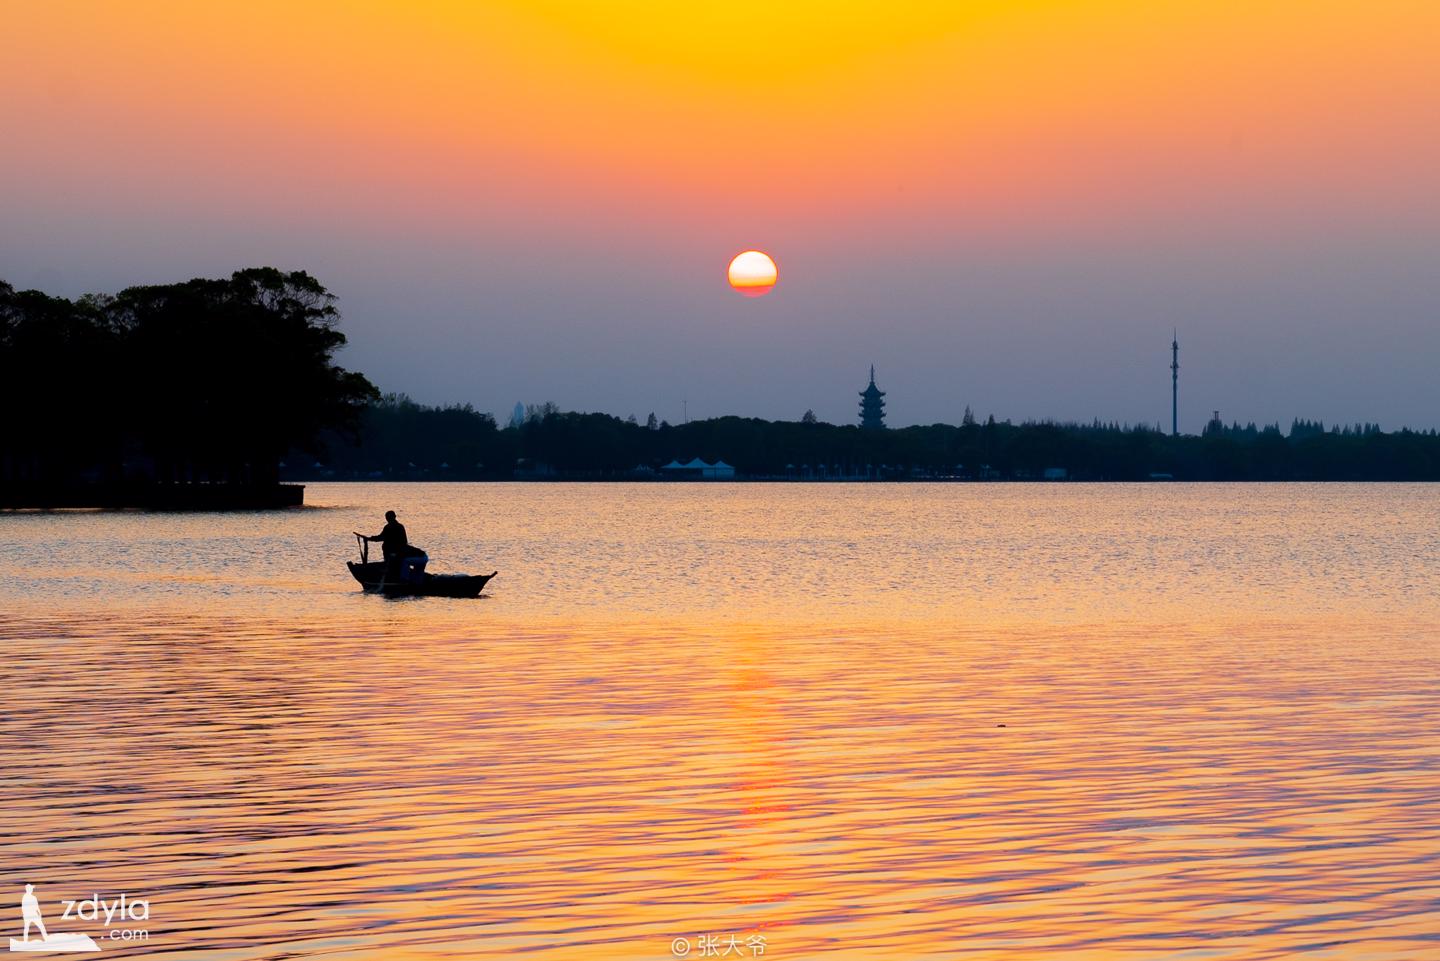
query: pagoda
[{"left": 858, "top": 365, "right": 886, "bottom": 429}]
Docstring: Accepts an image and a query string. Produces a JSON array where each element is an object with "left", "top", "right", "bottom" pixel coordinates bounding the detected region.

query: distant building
[
  {"left": 859, "top": 366, "right": 886, "bottom": 430},
  {"left": 660, "top": 458, "right": 735, "bottom": 480}
]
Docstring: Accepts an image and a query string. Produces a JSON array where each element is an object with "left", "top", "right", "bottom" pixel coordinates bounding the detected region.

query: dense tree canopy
[
  {"left": 1, "top": 269, "right": 376, "bottom": 490},
  {"left": 302, "top": 402, "right": 1440, "bottom": 482}
]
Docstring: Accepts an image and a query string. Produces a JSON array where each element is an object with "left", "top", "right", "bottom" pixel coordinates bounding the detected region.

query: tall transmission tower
[{"left": 1170, "top": 332, "right": 1180, "bottom": 437}]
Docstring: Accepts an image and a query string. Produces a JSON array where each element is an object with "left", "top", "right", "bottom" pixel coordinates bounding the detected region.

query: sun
[{"left": 727, "top": 250, "right": 778, "bottom": 297}]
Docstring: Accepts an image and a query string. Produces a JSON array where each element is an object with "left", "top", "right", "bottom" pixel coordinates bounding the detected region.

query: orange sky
[
  {"left": 6, "top": 1, "right": 1437, "bottom": 229},
  {"left": 3, "top": 1, "right": 1439, "bottom": 426}
]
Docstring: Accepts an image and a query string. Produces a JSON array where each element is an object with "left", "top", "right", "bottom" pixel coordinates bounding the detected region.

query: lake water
[{"left": 3, "top": 483, "right": 1439, "bottom": 959}]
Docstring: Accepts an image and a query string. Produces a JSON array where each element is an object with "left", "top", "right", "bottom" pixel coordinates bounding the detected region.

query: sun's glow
[{"left": 727, "top": 250, "right": 778, "bottom": 297}]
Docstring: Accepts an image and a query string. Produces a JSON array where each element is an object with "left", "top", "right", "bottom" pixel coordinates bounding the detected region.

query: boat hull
[{"left": 347, "top": 561, "right": 496, "bottom": 598}]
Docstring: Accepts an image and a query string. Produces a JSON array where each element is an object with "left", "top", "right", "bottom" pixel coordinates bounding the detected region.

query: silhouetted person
[
  {"left": 359, "top": 510, "right": 407, "bottom": 558},
  {"left": 356, "top": 511, "right": 427, "bottom": 584},
  {"left": 21, "top": 883, "right": 48, "bottom": 943}
]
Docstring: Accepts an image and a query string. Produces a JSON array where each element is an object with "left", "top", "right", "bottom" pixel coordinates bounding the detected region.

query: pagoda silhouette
[{"left": 859, "top": 365, "right": 886, "bottom": 429}]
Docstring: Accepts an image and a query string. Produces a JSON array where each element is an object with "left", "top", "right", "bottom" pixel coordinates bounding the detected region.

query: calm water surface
[{"left": 3, "top": 483, "right": 1439, "bottom": 959}]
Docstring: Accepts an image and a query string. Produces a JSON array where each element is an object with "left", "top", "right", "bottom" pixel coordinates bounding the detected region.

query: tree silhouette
[
  {"left": 2, "top": 269, "right": 376, "bottom": 495},
  {"left": 301, "top": 403, "right": 1440, "bottom": 482}
]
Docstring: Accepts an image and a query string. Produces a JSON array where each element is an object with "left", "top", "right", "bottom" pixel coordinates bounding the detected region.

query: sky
[{"left": 2, "top": 1, "right": 1438, "bottom": 431}]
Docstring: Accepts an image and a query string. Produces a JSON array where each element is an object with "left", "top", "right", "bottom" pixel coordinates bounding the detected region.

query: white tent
[{"left": 660, "top": 458, "right": 736, "bottom": 479}]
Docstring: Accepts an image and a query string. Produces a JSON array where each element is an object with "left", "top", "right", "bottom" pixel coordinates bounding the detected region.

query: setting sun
[{"left": 727, "top": 250, "right": 778, "bottom": 297}]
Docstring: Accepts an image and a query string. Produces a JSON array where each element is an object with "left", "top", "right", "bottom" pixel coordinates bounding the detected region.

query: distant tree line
[
  {"left": 299, "top": 399, "right": 1440, "bottom": 482},
  {"left": 8, "top": 266, "right": 1440, "bottom": 496},
  {"left": 1, "top": 269, "right": 376, "bottom": 498}
]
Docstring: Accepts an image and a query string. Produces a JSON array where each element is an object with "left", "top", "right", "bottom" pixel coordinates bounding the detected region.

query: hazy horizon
[{"left": 4, "top": 3, "right": 1438, "bottom": 431}]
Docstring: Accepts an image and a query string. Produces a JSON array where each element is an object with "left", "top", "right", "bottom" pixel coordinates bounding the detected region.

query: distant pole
[{"left": 1170, "top": 331, "right": 1179, "bottom": 436}]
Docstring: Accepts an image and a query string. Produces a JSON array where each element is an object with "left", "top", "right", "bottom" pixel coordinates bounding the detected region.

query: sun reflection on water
[{"left": 2, "top": 484, "right": 1439, "bottom": 958}]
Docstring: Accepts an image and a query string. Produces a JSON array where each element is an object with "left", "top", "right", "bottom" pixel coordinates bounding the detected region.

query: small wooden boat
[{"left": 347, "top": 535, "right": 496, "bottom": 598}]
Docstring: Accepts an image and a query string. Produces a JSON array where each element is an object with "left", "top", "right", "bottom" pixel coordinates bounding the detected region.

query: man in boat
[{"left": 356, "top": 511, "right": 428, "bottom": 584}]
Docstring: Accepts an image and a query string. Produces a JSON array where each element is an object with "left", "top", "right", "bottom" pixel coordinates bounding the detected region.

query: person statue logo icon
[
  {"left": 20, "top": 886, "right": 46, "bottom": 944},
  {"left": 9, "top": 885, "right": 99, "bottom": 953}
]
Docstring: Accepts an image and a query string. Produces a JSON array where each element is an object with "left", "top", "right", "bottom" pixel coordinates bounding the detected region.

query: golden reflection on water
[
  {"left": 2, "top": 484, "right": 1440, "bottom": 959},
  {"left": 3, "top": 614, "right": 1438, "bottom": 959}
]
